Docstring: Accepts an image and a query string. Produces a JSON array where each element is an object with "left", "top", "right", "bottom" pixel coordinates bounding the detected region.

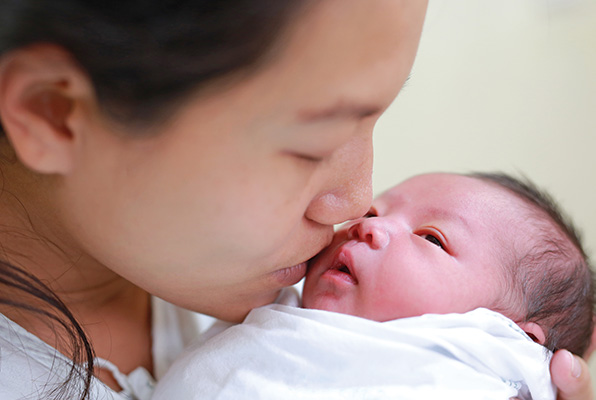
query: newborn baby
[{"left": 153, "top": 172, "right": 594, "bottom": 400}]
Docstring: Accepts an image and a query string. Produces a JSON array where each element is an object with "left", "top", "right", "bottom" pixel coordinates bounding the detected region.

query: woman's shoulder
[
  {"left": 0, "top": 298, "right": 219, "bottom": 399},
  {"left": 0, "top": 313, "right": 76, "bottom": 398},
  {"left": 0, "top": 314, "right": 131, "bottom": 400}
]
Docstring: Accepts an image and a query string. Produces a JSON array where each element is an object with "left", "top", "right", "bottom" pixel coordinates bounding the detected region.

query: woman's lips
[{"left": 272, "top": 262, "right": 308, "bottom": 286}]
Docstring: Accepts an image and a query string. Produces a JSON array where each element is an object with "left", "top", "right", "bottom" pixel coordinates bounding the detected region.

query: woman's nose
[
  {"left": 304, "top": 133, "right": 373, "bottom": 226},
  {"left": 347, "top": 218, "right": 389, "bottom": 250}
]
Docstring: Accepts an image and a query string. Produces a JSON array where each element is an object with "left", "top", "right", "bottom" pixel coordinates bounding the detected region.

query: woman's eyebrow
[
  {"left": 296, "top": 74, "right": 412, "bottom": 123},
  {"left": 297, "top": 100, "right": 383, "bottom": 123}
]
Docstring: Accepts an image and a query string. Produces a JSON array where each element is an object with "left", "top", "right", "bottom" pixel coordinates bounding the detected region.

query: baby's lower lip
[
  {"left": 272, "top": 262, "right": 307, "bottom": 286},
  {"left": 322, "top": 267, "right": 358, "bottom": 285}
]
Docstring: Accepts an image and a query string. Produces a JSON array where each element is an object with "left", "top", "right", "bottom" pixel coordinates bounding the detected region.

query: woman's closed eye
[{"left": 292, "top": 153, "right": 325, "bottom": 163}]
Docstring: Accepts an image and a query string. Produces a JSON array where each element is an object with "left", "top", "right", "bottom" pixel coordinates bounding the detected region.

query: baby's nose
[{"left": 347, "top": 218, "right": 390, "bottom": 250}]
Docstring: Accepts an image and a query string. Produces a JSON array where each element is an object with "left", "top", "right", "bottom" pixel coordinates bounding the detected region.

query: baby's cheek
[{"left": 301, "top": 277, "right": 317, "bottom": 309}]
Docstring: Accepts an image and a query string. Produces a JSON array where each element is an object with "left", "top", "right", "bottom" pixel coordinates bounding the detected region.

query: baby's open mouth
[
  {"left": 328, "top": 261, "right": 358, "bottom": 285},
  {"left": 337, "top": 264, "right": 352, "bottom": 275}
]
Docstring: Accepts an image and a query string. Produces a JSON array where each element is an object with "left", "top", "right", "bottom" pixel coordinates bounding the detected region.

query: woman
[{"left": 0, "top": 1, "right": 591, "bottom": 399}]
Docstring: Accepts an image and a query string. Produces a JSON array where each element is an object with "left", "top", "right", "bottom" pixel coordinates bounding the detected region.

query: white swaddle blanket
[{"left": 153, "top": 293, "right": 555, "bottom": 400}]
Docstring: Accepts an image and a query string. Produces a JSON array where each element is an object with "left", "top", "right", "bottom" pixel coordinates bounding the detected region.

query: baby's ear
[{"left": 518, "top": 321, "right": 546, "bottom": 345}]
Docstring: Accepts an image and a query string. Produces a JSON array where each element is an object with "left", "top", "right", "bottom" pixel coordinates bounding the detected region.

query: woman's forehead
[{"left": 237, "top": 0, "right": 427, "bottom": 120}]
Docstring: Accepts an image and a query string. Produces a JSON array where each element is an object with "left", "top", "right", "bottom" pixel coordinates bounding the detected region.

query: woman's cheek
[{"left": 215, "top": 192, "right": 309, "bottom": 262}]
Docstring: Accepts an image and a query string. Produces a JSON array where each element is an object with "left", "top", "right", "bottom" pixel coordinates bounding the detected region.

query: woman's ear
[
  {"left": 518, "top": 321, "right": 546, "bottom": 345},
  {"left": 0, "top": 44, "right": 94, "bottom": 174}
]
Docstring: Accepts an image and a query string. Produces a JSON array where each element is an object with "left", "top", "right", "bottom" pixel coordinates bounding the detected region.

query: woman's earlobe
[
  {"left": 0, "top": 45, "right": 89, "bottom": 174},
  {"left": 518, "top": 321, "right": 546, "bottom": 345}
]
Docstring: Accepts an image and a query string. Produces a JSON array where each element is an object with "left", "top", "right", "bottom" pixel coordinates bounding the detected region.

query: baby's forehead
[
  {"left": 378, "top": 172, "right": 547, "bottom": 238},
  {"left": 379, "top": 173, "right": 527, "bottom": 213}
]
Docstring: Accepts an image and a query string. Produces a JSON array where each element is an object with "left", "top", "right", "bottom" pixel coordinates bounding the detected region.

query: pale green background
[{"left": 372, "top": 0, "right": 596, "bottom": 386}]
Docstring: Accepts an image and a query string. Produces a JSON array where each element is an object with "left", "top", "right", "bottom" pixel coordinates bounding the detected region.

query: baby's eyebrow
[{"left": 426, "top": 207, "right": 471, "bottom": 231}]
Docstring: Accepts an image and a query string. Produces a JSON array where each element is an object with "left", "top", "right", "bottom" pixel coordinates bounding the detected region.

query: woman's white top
[
  {"left": 153, "top": 290, "right": 556, "bottom": 400},
  {"left": 0, "top": 297, "right": 216, "bottom": 400}
]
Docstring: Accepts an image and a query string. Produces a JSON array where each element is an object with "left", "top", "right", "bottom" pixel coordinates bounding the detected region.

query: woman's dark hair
[
  {"left": 0, "top": 0, "right": 309, "bottom": 127},
  {"left": 470, "top": 172, "right": 595, "bottom": 357},
  {"left": 0, "top": 1, "right": 309, "bottom": 398},
  {"left": 0, "top": 261, "right": 95, "bottom": 399}
]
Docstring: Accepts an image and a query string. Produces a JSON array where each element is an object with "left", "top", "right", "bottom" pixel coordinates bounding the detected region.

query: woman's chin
[{"left": 207, "top": 290, "right": 283, "bottom": 323}]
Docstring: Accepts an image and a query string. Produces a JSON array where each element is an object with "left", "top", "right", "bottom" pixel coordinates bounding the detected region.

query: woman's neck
[{"left": 0, "top": 143, "right": 153, "bottom": 390}]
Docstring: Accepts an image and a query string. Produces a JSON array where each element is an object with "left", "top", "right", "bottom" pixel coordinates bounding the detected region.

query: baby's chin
[
  {"left": 301, "top": 295, "right": 330, "bottom": 312},
  {"left": 301, "top": 288, "right": 351, "bottom": 315}
]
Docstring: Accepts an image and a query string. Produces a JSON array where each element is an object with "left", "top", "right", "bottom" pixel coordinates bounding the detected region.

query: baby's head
[{"left": 303, "top": 172, "right": 594, "bottom": 356}]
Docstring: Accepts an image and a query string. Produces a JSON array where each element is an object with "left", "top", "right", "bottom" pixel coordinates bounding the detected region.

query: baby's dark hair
[{"left": 469, "top": 172, "right": 594, "bottom": 356}]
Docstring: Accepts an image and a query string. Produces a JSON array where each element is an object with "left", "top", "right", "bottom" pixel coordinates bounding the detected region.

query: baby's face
[{"left": 303, "top": 173, "right": 528, "bottom": 322}]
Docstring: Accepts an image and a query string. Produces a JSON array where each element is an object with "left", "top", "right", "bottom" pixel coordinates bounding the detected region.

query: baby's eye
[{"left": 421, "top": 233, "right": 445, "bottom": 250}]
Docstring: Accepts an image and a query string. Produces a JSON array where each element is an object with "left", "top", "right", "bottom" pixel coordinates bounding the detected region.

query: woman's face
[{"left": 59, "top": 0, "right": 427, "bottom": 320}]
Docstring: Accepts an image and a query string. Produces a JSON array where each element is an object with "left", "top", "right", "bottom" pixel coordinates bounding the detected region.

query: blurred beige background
[{"left": 372, "top": 0, "right": 596, "bottom": 386}]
